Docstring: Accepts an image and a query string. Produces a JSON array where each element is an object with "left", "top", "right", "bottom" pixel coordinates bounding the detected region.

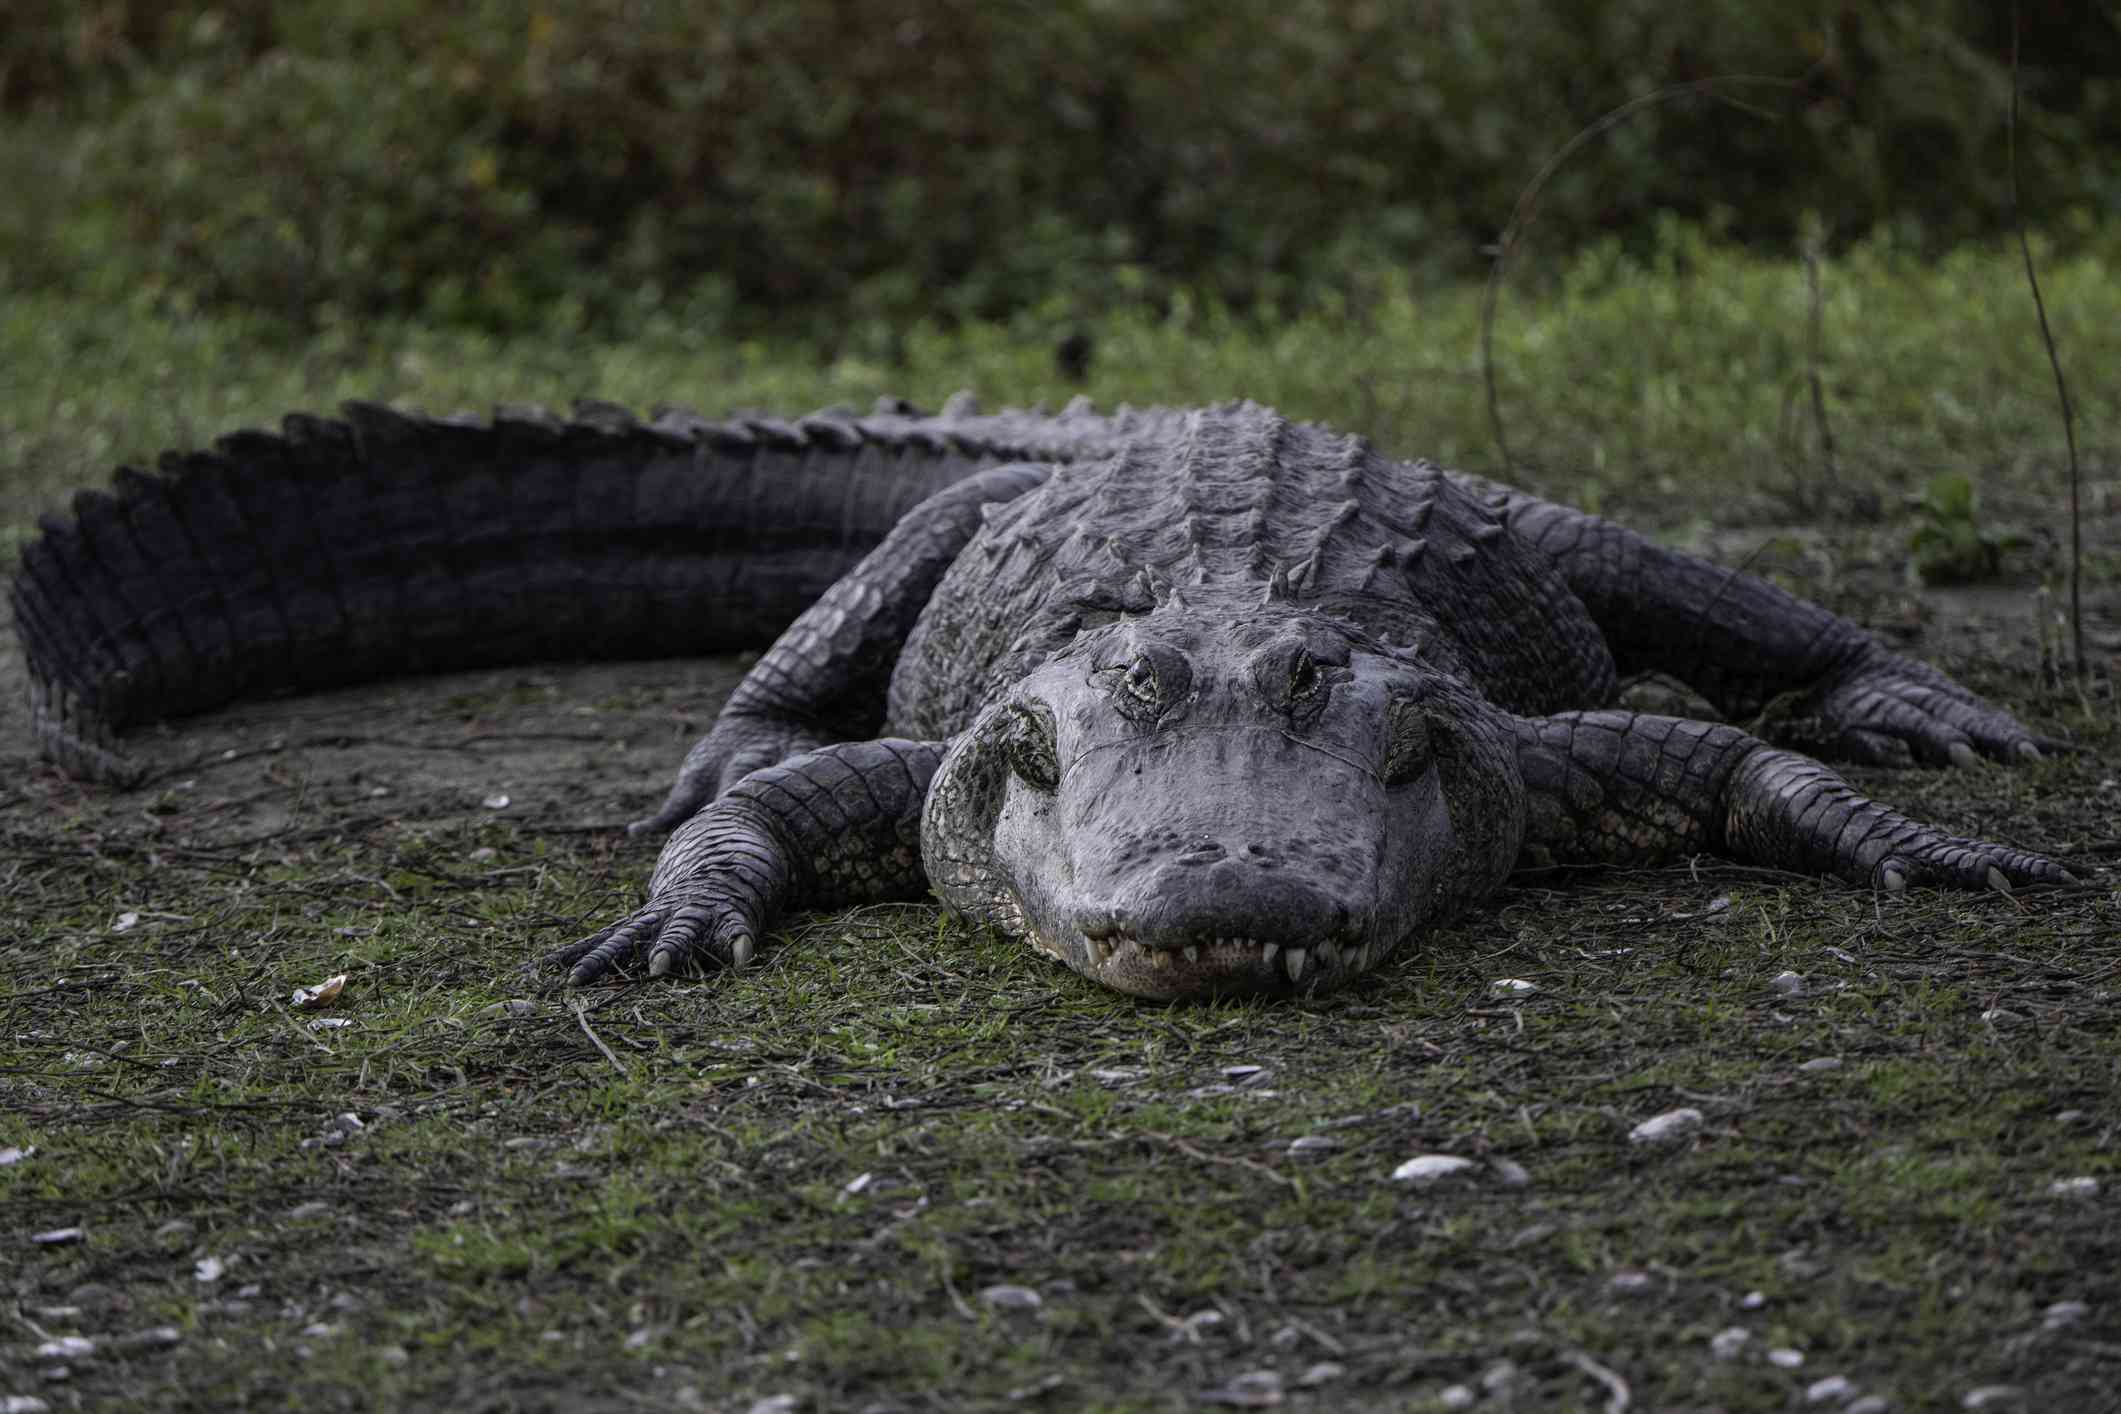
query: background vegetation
[{"left": 3, "top": 0, "right": 2118, "bottom": 342}]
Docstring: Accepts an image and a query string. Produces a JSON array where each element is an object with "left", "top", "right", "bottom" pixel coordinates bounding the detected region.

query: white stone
[
  {"left": 979, "top": 1285, "right": 1041, "bottom": 1310},
  {"left": 1629, "top": 1108, "right": 1704, "bottom": 1145},
  {"left": 1392, "top": 1154, "right": 1477, "bottom": 1183}
]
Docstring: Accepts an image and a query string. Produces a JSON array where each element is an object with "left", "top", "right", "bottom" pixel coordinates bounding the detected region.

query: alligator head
[{"left": 923, "top": 594, "right": 1527, "bottom": 999}]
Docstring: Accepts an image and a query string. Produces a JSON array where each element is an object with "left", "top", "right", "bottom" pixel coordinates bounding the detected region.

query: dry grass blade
[{"left": 2008, "top": 3, "right": 2086, "bottom": 676}]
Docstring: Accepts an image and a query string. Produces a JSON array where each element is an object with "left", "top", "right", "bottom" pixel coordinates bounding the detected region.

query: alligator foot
[
  {"left": 1793, "top": 645, "right": 2075, "bottom": 768},
  {"left": 557, "top": 738, "right": 943, "bottom": 984}
]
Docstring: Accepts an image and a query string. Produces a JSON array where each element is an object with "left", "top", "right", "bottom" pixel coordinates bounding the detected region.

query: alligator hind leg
[
  {"left": 559, "top": 737, "right": 947, "bottom": 983},
  {"left": 630, "top": 462, "right": 1051, "bottom": 834},
  {"left": 1512, "top": 711, "right": 2074, "bottom": 890},
  {"left": 1461, "top": 476, "right": 2066, "bottom": 768}
]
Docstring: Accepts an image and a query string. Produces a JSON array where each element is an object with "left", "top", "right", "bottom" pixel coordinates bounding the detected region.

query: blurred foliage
[
  {"left": 2, "top": 0, "right": 2117, "bottom": 338},
  {"left": 1909, "top": 471, "right": 2021, "bottom": 584}
]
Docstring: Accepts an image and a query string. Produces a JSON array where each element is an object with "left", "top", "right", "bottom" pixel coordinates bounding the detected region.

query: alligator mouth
[{"left": 1075, "top": 929, "right": 1383, "bottom": 991}]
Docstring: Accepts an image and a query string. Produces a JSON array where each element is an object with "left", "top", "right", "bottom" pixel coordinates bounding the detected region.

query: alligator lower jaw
[{"left": 1072, "top": 931, "right": 1380, "bottom": 997}]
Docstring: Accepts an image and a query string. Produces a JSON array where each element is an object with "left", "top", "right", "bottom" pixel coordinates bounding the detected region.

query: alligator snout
[
  {"left": 1082, "top": 855, "right": 1352, "bottom": 948},
  {"left": 1068, "top": 851, "right": 1377, "bottom": 996}
]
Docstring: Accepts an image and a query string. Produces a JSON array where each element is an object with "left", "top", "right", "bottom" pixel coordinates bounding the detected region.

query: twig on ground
[
  {"left": 572, "top": 999, "right": 628, "bottom": 1076},
  {"left": 1567, "top": 1349, "right": 1633, "bottom": 1413}
]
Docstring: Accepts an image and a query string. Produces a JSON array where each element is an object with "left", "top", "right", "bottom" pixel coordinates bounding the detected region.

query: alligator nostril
[{"left": 1178, "top": 841, "right": 1227, "bottom": 865}]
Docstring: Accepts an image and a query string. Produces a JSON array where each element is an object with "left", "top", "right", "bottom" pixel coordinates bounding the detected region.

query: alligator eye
[
  {"left": 1249, "top": 638, "right": 1334, "bottom": 716},
  {"left": 1096, "top": 642, "right": 1191, "bottom": 723},
  {"left": 1288, "top": 653, "right": 1321, "bottom": 700},
  {"left": 1381, "top": 696, "right": 1432, "bottom": 785},
  {"left": 1005, "top": 700, "right": 1060, "bottom": 791}
]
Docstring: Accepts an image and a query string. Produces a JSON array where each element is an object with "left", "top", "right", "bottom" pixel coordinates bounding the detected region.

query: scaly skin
[{"left": 16, "top": 397, "right": 2075, "bottom": 1000}]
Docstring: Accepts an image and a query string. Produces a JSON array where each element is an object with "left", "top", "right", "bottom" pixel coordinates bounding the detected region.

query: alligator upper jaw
[{"left": 1067, "top": 929, "right": 1386, "bottom": 999}]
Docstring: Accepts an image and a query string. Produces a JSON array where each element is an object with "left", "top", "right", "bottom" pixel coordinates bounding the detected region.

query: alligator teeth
[
  {"left": 1182, "top": 945, "right": 1200, "bottom": 964},
  {"left": 1262, "top": 942, "right": 1281, "bottom": 968},
  {"left": 1284, "top": 947, "right": 1307, "bottom": 983},
  {"left": 1318, "top": 940, "right": 1341, "bottom": 970},
  {"left": 1352, "top": 943, "right": 1371, "bottom": 971},
  {"left": 1147, "top": 948, "right": 1170, "bottom": 969}
]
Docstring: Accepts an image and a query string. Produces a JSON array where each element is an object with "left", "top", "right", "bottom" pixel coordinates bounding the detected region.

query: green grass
[
  {"left": 2, "top": 238, "right": 2118, "bottom": 1409},
  {"left": 5, "top": 224, "right": 2118, "bottom": 541}
]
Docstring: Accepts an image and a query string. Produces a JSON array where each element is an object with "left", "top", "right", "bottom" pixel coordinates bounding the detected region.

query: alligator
[{"left": 11, "top": 395, "right": 2073, "bottom": 999}]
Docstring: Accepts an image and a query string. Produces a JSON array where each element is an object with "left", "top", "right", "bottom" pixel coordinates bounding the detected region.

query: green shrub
[{"left": 6, "top": 1, "right": 2118, "bottom": 335}]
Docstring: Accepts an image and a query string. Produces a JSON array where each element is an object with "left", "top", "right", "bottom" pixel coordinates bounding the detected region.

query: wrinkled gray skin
[{"left": 14, "top": 396, "right": 2073, "bottom": 1000}]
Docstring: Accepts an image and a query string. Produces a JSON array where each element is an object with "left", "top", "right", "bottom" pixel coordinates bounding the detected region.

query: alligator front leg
[
  {"left": 630, "top": 462, "right": 1050, "bottom": 834},
  {"left": 1512, "top": 711, "right": 2074, "bottom": 889},
  {"left": 556, "top": 738, "right": 947, "bottom": 983}
]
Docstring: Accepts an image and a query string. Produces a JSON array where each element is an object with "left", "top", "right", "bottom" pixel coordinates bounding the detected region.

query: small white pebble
[
  {"left": 2054, "top": 1109, "right": 2086, "bottom": 1125},
  {"left": 1297, "top": 1362, "right": 1345, "bottom": 1386},
  {"left": 2047, "top": 1176, "right": 2099, "bottom": 1199},
  {"left": 29, "top": 1228, "right": 84, "bottom": 1247},
  {"left": 1609, "top": 1269, "right": 1653, "bottom": 1295},
  {"left": 1491, "top": 977, "right": 1539, "bottom": 996},
  {"left": 979, "top": 1285, "right": 1041, "bottom": 1310},
  {"left": 1768, "top": 1347, "right": 1805, "bottom": 1368},
  {"left": 1710, "top": 1327, "right": 1750, "bottom": 1360},
  {"left": 1980, "top": 1008, "right": 2025, "bottom": 1026},
  {"left": 1799, "top": 1057, "right": 1843, "bottom": 1073},
  {"left": 1807, "top": 1375, "right": 1856, "bottom": 1403},
  {"left": 1437, "top": 1386, "right": 1475, "bottom": 1411},
  {"left": 1962, "top": 1387, "right": 2022, "bottom": 1410},
  {"left": 482, "top": 793, "right": 511, "bottom": 811},
  {"left": 36, "top": 1337, "right": 96, "bottom": 1361},
  {"left": 1489, "top": 1157, "right": 1531, "bottom": 1187},
  {"left": 1629, "top": 1107, "right": 1704, "bottom": 1145},
  {"left": 1288, "top": 1135, "right": 1340, "bottom": 1154},
  {"left": 2042, "top": 1300, "right": 2088, "bottom": 1330},
  {"left": 1392, "top": 1154, "right": 1477, "bottom": 1183},
  {"left": 1846, "top": 1398, "right": 1892, "bottom": 1414},
  {"left": 1770, "top": 971, "right": 1805, "bottom": 996},
  {"left": 1740, "top": 1289, "right": 1767, "bottom": 1310}
]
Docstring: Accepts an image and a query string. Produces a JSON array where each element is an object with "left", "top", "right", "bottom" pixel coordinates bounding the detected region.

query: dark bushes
[{"left": 5, "top": 0, "right": 2116, "bottom": 335}]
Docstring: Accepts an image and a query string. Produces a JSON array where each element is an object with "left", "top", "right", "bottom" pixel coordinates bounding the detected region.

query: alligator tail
[{"left": 12, "top": 398, "right": 1101, "bottom": 783}]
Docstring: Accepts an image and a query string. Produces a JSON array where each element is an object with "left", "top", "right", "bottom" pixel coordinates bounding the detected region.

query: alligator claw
[{"left": 1947, "top": 741, "right": 1977, "bottom": 770}]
